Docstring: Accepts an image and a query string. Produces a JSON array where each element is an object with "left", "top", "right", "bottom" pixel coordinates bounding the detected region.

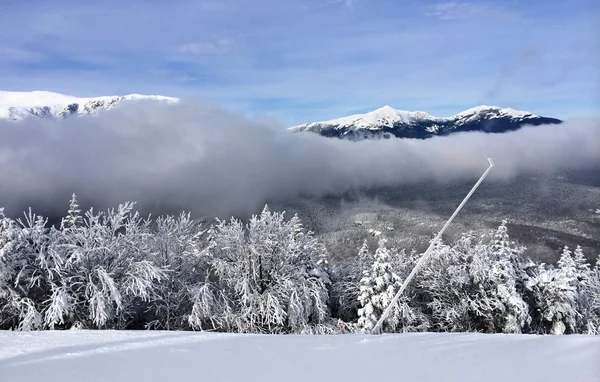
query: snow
[
  {"left": 290, "top": 105, "right": 438, "bottom": 131},
  {"left": 289, "top": 104, "right": 539, "bottom": 132},
  {"left": 0, "top": 331, "right": 597, "bottom": 382},
  {"left": 0, "top": 90, "right": 177, "bottom": 108},
  {"left": 454, "top": 105, "right": 535, "bottom": 119},
  {"left": 0, "top": 90, "right": 179, "bottom": 120}
]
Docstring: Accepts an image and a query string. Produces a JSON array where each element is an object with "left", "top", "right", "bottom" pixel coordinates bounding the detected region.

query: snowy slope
[
  {"left": 0, "top": 331, "right": 598, "bottom": 382},
  {"left": 0, "top": 90, "right": 178, "bottom": 120},
  {"left": 290, "top": 105, "right": 562, "bottom": 140}
]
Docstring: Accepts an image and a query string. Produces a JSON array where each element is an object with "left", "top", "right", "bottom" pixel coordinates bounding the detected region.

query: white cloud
[
  {"left": 177, "top": 38, "right": 236, "bottom": 55},
  {"left": 331, "top": 0, "right": 356, "bottom": 9},
  {"left": 425, "top": 2, "right": 518, "bottom": 20}
]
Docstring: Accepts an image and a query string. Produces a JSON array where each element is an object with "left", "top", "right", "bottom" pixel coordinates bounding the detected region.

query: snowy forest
[{"left": 0, "top": 195, "right": 599, "bottom": 335}]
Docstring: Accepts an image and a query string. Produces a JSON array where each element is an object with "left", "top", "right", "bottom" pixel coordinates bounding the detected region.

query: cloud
[
  {"left": 177, "top": 38, "right": 236, "bottom": 55},
  {"left": 330, "top": 0, "right": 356, "bottom": 9},
  {"left": 425, "top": 2, "right": 519, "bottom": 20},
  {"left": 0, "top": 101, "right": 598, "bottom": 219}
]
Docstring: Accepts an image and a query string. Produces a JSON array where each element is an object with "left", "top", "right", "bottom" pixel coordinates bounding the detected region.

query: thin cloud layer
[{"left": 0, "top": 100, "right": 598, "bottom": 218}]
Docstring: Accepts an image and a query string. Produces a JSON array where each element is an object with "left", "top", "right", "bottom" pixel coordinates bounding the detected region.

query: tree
[
  {"left": 558, "top": 246, "right": 577, "bottom": 278},
  {"left": 330, "top": 239, "right": 371, "bottom": 322},
  {"left": 573, "top": 246, "right": 590, "bottom": 277},
  {"left": 146, "top": 212, "right": 206, "bottom": 330},
  {"left": 188, "top": 206, "right": 331, "bottom": 333},
  {"left": 61, "top": 194, "right": 82, "bottom": 231},
  {"left": 584, "top": 259, "right": 600, "bottom": 334},
  {"left": 357, "top": 240, "right": 401, "bottom": 332},
  {"left": 58, "top": 202, "right": 166, "bottom": 329},
  {"left": 492, "top": 220, "right": 511, "bottom": 255},
  {"left": 418, "top": 227, "right": 530, "bottom": 334},
  {"left": 526, "top": 265, "right": 578, "bottom": 335}
]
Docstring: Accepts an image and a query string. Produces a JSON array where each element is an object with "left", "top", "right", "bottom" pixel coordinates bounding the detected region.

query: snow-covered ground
[{"left": 0, "top": 331, "right": 598, "bottom": 382}]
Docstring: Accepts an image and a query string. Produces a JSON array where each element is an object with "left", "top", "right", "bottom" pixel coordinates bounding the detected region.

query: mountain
[
  {"left": 0, "top": 90, "right": 178, "bottom": 120},
  {"left": 289, "top": 105, "right": 563, "bottom": 140}
]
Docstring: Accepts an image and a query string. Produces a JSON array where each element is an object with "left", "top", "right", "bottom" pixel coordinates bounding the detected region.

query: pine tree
[
  {"left": 492, "top": 220, "right": 511, "bottom": 256},
  {"left": 329, "top": 239, "right": 377, "bottom": 323},
  {"left": 573, "top": 246, "right": 590, "bottom": 277},
  {"left": 558, "top": 246, "right": 577, "bottom": 277},
  {"left": 357, "top": 240, "right": 401, "bottom": 332},
  {"left": 61, "top": 194, "right": 82, "bottom": 231},
  {"left": 357, "top": 239, "right": 370, "bottom": 264}
]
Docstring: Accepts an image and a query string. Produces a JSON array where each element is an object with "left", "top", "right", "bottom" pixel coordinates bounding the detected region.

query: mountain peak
[
  {"left": 290, "top": 105, "right": 561, "bottom": 140},
  {"left": 375, "top": 105, "right": 395, "bottom": 112}
]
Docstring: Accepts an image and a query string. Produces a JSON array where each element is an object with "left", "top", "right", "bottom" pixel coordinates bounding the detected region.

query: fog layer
[{"left": 0, "top": 100, "right": 598, "bottom": 218}]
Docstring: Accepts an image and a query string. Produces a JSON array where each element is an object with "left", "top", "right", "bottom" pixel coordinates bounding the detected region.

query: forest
[{"left": 1, "top": 195, "right": 598, "bottom": 335}]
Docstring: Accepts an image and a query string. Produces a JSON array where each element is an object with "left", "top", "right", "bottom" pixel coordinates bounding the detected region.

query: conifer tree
[{"left": 357, "top": 240, "right": 401, "bottom": 332}]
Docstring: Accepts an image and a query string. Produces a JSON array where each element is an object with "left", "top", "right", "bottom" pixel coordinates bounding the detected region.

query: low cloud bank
[{"left": 0, "top": 100, "right": 598, "bottom": 218}]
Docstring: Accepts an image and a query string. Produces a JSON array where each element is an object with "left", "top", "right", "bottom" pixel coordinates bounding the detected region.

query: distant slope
[
  {"left": 0, "top": 331, "right": 597, "bottom": 382},
  {"left": 290, "top": 105, "right": 562, "bottom": 140},
  {"left": 0, "top": 90, "right": 178, "bottom": 120}
]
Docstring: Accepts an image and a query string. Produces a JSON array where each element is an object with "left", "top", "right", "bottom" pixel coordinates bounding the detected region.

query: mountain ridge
[
  {"left": 0, "top": 91, "right": 563, "bottom": 140},
  {"left": 0, "top": 90, "right": 178, "bottom": 120},
  {"left": 289, "top": 105, "right": 563, "bottom": 140}
]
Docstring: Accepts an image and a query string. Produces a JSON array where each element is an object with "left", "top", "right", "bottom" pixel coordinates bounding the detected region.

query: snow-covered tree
[
  {"left": 526, "top": 265, "right": 578, "bottom": 335},
  {"left": 492, "top": 220, "right": 511, "bottom": 255},
  {"left": 573, "top": 246, "right": 590, "bottom": 277},
  {"left": 0, "top": 209, "right": 21, "bottom": 329},
  {"left": 58, "top": 202, "right": 166, "bottom": 329},
  {"left": 357, "top": 240, "right": 402, "bottom": 332},
  {"left": 1, "top": 209, "right": 66, "bottom": 330},
  {"left": 558, "top": 246, "right": 577, "bottom": 278},
  {"left": 188, "top": 206, "right": 330, "bottom": 333},
  {"left": 418, "top": 226, "right": 530, "bottom": 334},
  {"left": 146, "top": 212, "right": 206, "bottom": 330},
  {"left": 330, "top": 239, "right": 372, "bottom": 322},
  {"left": 61, "top": 194, "right": 82, "bottom": 231},
  {"left": 583, "top": 260, "right": 600, "bottom": 334}
]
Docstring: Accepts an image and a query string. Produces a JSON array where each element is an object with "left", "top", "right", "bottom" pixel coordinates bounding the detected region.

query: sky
[{"left": 0, "top": 0, "right": 599, "bottom": 125}]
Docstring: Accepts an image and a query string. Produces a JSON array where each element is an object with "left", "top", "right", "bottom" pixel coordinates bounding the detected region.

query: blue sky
[{"left": 1, "top": 0, "right": 598, "bottom": 125}]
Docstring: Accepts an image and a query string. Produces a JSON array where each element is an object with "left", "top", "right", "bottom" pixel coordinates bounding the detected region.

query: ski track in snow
[{"left": 0, "top": 331, "right": 598, "bottom": 382}]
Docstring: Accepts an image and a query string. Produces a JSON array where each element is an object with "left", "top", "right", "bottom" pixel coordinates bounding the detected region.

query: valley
[{"left": 275, "top": 167, "right": 600, "bottom": 265}]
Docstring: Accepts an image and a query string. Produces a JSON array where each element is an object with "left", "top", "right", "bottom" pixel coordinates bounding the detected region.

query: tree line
[{"left": 0, "top": 195, "right": 598, "bottom": 334}]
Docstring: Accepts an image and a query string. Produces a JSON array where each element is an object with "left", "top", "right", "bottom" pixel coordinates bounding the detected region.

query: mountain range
[
  {"left": 289, "top": 105, "right": 562, "bottom": 140},
  {"left": 0, "top": 91, "right": 562, "bottom": 140},
  {"left": 0, "top": 90, "right": 177, "bottom": 120}
]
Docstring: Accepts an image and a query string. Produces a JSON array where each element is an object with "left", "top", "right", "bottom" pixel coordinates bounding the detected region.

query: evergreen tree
[
  {"left": 357, "top": 240, "right": 401, "bottom": 332},
  {"left": 526, "top": 265, "right": 578, "bottom": 335},
  {"left": 330, "top": 239, "right": 372, "bottom": 322},
  {"left": 558, "top": 246, "right": 577, "bottom": 278},
  {"left": 573, "top": 246, "right": 590, "bottom": 277},
  {"left": 492, "top": 220, "right": 511, "bottom": 256},
  {"left": 61, "top": 193, "right": 82, "bottom": 231}
]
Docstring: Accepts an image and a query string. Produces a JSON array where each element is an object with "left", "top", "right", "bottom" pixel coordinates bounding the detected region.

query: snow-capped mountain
[
  {"left": 0, "top": 91, "right": 179, "bottom": 120},
  {"left": 289, "top": 105, "right": 562, "bottom": 140}
]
